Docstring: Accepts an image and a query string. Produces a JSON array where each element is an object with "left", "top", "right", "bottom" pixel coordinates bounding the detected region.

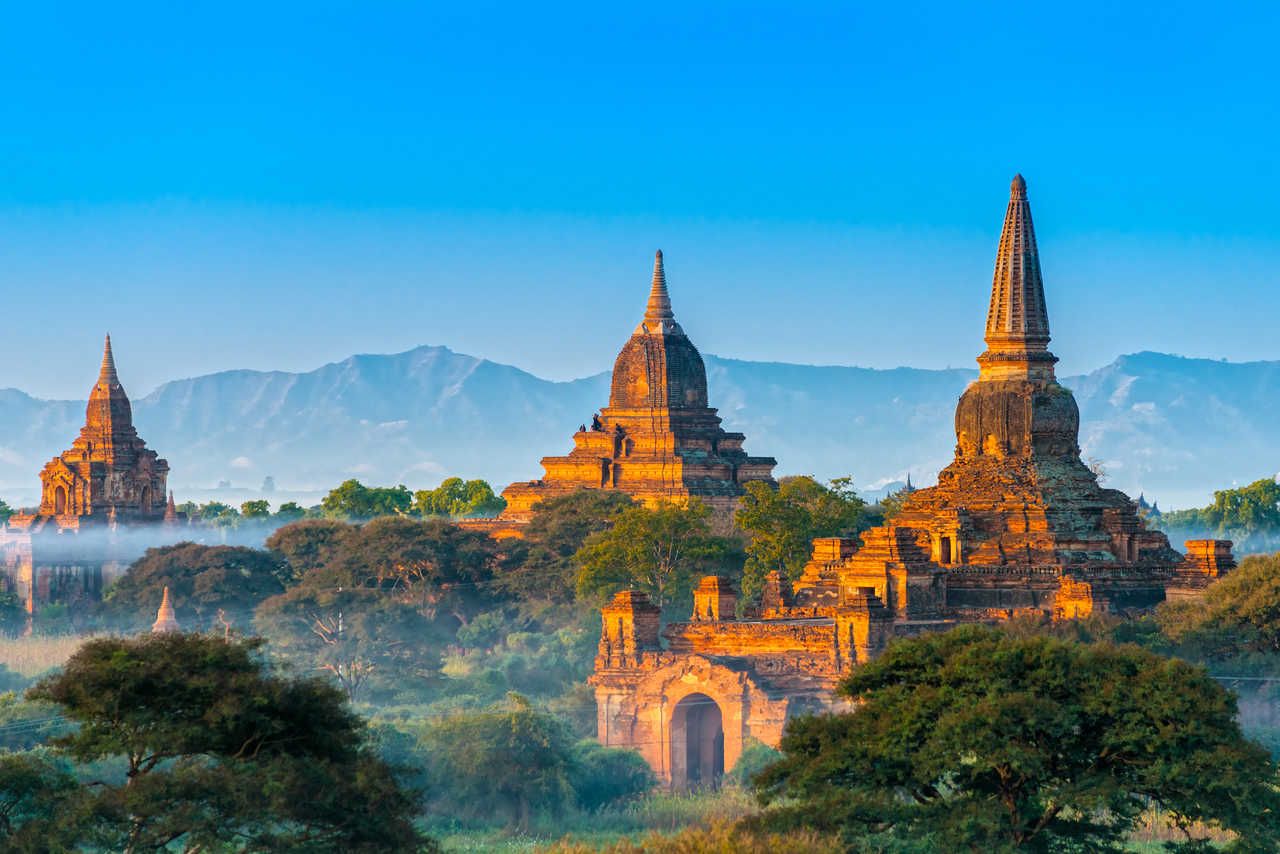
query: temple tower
[
  {"left": 15, "top": 335, "right": 169, "bottom": 529},
  {"left": 795, "top": 175, "right": 1227, "bottom": 616},
  {"left": 500, "top": 251, "right": 776, "bottom": 525}
]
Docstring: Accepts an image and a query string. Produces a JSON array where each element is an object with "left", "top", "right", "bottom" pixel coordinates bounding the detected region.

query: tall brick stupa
[
  {"left": 499, "top": 251, "right": 777, "bottom": 524},
  {"left": 793, "top": 174, "right": 1231, "bottom": 616}
]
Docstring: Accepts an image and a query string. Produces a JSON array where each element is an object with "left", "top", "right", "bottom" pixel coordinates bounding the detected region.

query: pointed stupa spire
[
  {"left": 645, "top": 250, "right": 674, "bottom": 322},
  {"left": 977, "top": 175, "right": 1057, "bottom": 381},
  {"left": 636, "top": 250, "right": 683, "bottom": 336},
  {"left": 985, "top": 175, "right": 1049, "bottom": 349},
  {"left": 164, "top": 491, "right": 178, "bottom": 525},
  {"left": 152, "top": 586, "right": 180, "bottom": 633},
  {"left": 99, "top": 334, "right": 120, "bottom": 386}
]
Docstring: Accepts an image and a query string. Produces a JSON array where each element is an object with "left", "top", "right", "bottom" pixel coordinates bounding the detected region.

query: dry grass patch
[{"left": 0, "top": 634, "right": 96, "bottom": 677}]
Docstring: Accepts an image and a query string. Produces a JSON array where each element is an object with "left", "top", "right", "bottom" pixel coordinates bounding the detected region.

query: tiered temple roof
[{"left": 499, "top": 251, "right": 776, "bottom": 524}]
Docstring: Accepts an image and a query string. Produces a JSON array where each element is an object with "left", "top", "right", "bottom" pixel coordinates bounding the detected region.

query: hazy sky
[{"left": 2, "top": 1, "right": 1277, "bottom": 399}]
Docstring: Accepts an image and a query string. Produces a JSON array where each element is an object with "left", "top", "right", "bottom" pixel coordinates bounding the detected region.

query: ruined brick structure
[
  {"left": 2, "top": 336, "right": 173, "bottom": 613},
  {"left": 591, "top": 177, "right": 1235, "bottom": 787},
  {"left": 499, "top": 251, "right": 776, "bottom": 526}
]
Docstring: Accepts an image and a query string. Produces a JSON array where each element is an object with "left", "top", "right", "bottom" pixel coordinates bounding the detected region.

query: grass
[
  {"left": 429, "top": 788, "right": 758, "bottom": 854},
  {"left": 428, "top": 790, "right": 1235, "bottom": 853},
  {"left": 0, "top": 633, "right": 94, "bottom": 677}
]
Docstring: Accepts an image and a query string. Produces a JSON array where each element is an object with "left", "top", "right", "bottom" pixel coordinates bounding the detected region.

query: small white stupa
[{"left": 151, "top": 586, "right": 180, "bottom": 634}]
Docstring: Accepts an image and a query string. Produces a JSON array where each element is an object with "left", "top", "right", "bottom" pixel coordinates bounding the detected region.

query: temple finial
[
  {"left": 152, "top": 586, "right": 180, "bottom": 633},
  {"left": 99, "top": 334, "right": 119, "bottom": 386},
  {"left": 984, "top": 174, "right": 1049, "bottom": 349},
  {"left": 164, "top": 491, "right": 178, "bottom": 524},
  {"left": 644, "top": 250, "right": 674, "bottom": 323}
]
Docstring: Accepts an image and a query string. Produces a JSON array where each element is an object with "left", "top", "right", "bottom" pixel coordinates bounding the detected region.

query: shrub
[{"left": 570, "top": 739, "right": 653, "bottom": 811}]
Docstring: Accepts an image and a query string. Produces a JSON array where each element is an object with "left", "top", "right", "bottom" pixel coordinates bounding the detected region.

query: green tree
[
  {"left": 255, "top": 579, "right": 445, "bottom": 702},
  {"left": 1159, "top": 477, "right": 1280, "bottom": 551},
  {"left": 331, "top": 516, "right": 501, "bottom": 627},
  {"left": 569, "top": 738, "right": 653, "bottom": 810},
  {"left": 196, "top": 501, "right": 240, "bottom": 528},
  {"left": 321, "top": 479, "right": 412, "bottom": 519},
  {"left": 1157, "top": 552, "right": 1280, "bottom": 658},
  {"left": 101, "top": 543, "right": 288, "bottom": 631},
  {"left": 265, "top": 519, "right": 353, "bottom": 579},
  {"left": 273, "top": 500, "right": 307, "bottom": 522},
  {"left": 239, "top": 499, "right": 270, "bottom": 519},
  {"left": 413, "top": 477, "right": 506, "bottom": 518},
  {"left": 27, "top": 633, "right": 435, "bottom": 852},
  {"left": 0, "top": 498, "right": 13, "bottom": 524},
  {"left": 0, "top": 691, "right": 63, "bottom": 752},
  {"left": 735, "top": 476, "right": 865, "bottom": 603},
  {"left": 575, "top": 499, "right": 738, "bottom": 613},
  {"left": 497, "top": 489, "right": 637, "bottom": 604},
  {"left": 755, "top": 625, "right": 1280, "bottom": 852},
  {"left": 420, "top": 694, "right": 574, "bottom": 829},
  {"left": 0, "top": 751, "right": 90, "bottom": 852}
]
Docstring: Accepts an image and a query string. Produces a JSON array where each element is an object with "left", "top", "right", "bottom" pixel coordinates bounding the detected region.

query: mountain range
[{"left": 0, "top": 346, "right": 1275, "bottom": 510}]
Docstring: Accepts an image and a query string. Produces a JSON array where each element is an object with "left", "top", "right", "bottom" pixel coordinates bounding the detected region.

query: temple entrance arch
[
  {"left": 669, "top": 692, "right": 724, "bottom": 789},
  {"left": 54, "top": 485, "right": 67, "bottom": 515},
  {"left": 140, "top": 486, "right": 151, "bottom": 511}
]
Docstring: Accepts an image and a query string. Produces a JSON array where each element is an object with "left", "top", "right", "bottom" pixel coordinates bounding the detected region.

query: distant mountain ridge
[{"left": 0, "top": 346, "right": 1274, "bottom": 509}]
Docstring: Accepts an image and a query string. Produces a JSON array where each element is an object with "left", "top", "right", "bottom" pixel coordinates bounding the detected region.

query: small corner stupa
[
  {"left": 151, "top": 586, "right": 180, "bottom": 633},
  {"left": 498, "top": 251, "right": 777, "bottom": 525}
]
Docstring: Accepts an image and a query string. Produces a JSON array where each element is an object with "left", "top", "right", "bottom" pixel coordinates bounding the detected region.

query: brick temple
[
  {"left": 498, "top": 251, "right": 777, "bottom": 526},
  {"left": 590, "top": 176, "right": 1235, "bottom": 788},
  {"left": 2, "top": 336, "right": 174, "bottom": 613}
]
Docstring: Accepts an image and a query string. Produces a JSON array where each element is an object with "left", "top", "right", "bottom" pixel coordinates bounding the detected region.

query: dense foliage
[
  {"left": 497, "top": 490, "right": 638, "bottom": 604},
  {"left": 735, "top": 476, "right": 865, "bottom": 602},
  {"left": 101, "top": 542, "right": 289, "bottom": 631},
  {"left": 1159, "top": 477, "right": 1280, "bottom": 552},
  {"left": 413, "top": 476, "right": 506, "bottom": 518},
  {"left": 755, "top": 625, "right": 1280, "bottom": 852},
  {"left": 321, "top": 478, "right": 414, "bottom": 519},
  {"left": 575, "top": 498, "right": 740, "bottom": 614},
  {"left": 13, "top": 633, "right": 436, "bottom": 852},
  {"left": 1158, "top": 552, "right": 1280, "bottom": 657}
]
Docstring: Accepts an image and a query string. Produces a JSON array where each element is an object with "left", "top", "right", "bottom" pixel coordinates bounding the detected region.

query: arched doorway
[
  {"left": 140, "top": 486, "right": 151, "bottom": 511},
  {"left": 669, "top": 693, "right": 724, "bottom": 789},
  {"left": 54, "top": 485, "right": 67, "bottom": 515}
]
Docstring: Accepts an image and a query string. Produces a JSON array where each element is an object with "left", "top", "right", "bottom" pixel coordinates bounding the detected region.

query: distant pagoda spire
[
  {"left": 637, "top": 250, "right": 684, "bottom": 336},
  {"left": 164, "top": 491, "right": 178, "bottom": 525},
  {"left": 99, "top": 334, "right": 120, "bottom": 387},
  {"left": 645, "top": 250, "right": 673, "bottom": 322},
  {"left": 978, "top": 175, "right": 1057, "bottom": 380},
  {"left": 152, "top": 586, "right": 180, "bottom": 633}
]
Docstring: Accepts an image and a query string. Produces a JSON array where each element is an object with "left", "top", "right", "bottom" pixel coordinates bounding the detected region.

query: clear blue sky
[{"left": 1, "top": 1, "right": 1277, "bottom": 398}]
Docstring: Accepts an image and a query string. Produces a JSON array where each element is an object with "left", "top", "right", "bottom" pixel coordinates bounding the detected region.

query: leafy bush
[
  {"left": 725, "top": 738, "right": 781, "bottom": 788},
  {"left": 570, "top": 739, "right": 653, "bottom": 811},
  {"left": 419, "top": 694, "right": 576, "bottom": 829}
]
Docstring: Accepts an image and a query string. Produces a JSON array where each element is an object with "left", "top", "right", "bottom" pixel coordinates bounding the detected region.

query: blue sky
[{"left": 1, "top": 1, "right": 1277, "bottom": 398}]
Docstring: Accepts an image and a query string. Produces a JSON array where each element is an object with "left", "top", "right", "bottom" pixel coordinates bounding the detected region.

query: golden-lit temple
[{"left": 590, "top": 176, "right": 1235, "bottom": 788}]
